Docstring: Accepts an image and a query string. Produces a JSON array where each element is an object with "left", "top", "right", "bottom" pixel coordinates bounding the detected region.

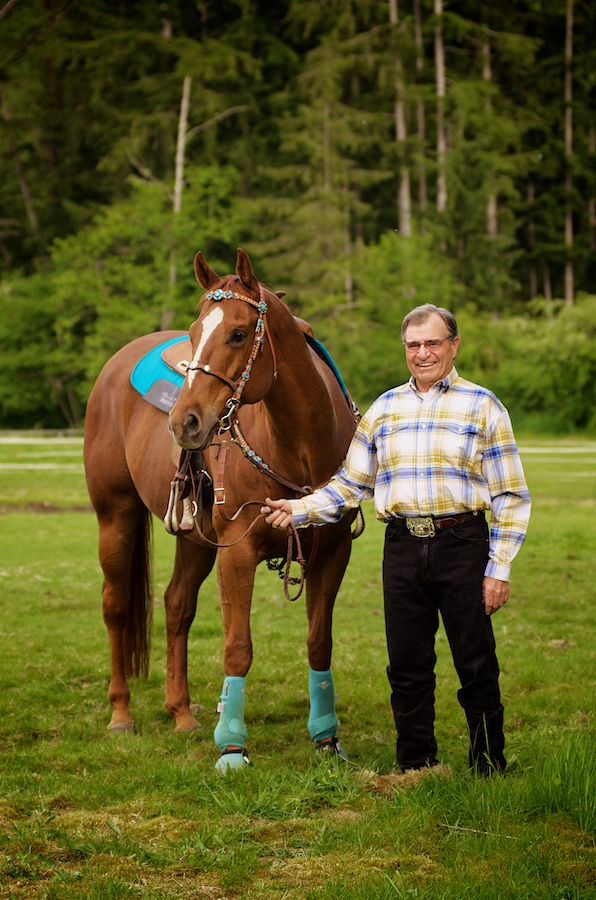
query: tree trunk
[
  {"left": 0, "top": 85, "right": 41, "bottom": 242},
  {"left": 343, "top": 171, "right": 354, "bottom": 305},
  {"left": 389, "top": 0, "right": 411, "bottom": 236},
  {"left": 527, "top": 183, "right": 538, "bottom": 299},
  {"left": 543, "top": 262, "right": 552, "bottom": 301},
  {"left": 434, "top": 0, "right": 447, "bottom": 214},
  {"left": 173, "top": 75, "right": 191, "bottom": 217},
  {"left": 589, "top": 127, "right": 596, "bottom": 253},
  {"left": 162, "top": 74, "right": 191, "bottom": 331},
  {"left": 483, "top": 34, "right": 498, "bottom": 238},
  {"left": 413, "top": 0, "right": 427, "bottom": 214},
  {"left": 0, "top": 0, "right": 21, "bottom": 21},
  {"left": 323, "top": 103, "right": 331, "bottom": 193},
  {"left": 564, "top": 0, "right": 574, "bottom": 305}
]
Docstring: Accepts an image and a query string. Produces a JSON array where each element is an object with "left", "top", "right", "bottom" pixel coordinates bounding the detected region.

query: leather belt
[{"left": 390, "top": 511, "right": 479, "bottom": 538}]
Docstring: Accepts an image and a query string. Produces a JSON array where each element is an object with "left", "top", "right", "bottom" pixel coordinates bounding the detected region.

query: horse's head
[{"left": 168, "top": 249, "right": 277, "bottom": 450}]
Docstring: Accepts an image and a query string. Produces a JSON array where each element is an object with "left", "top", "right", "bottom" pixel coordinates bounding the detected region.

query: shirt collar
[{"left": 408, "top": 365, "right": 458, "bottom": 394}]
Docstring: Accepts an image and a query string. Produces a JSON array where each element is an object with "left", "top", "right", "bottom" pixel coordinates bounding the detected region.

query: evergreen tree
[
  {"left": 1, "top": 0, "right": 595, "bottom": 428},
  {"left": 251, "top": 0, "right": 394, "bottom": 316}
]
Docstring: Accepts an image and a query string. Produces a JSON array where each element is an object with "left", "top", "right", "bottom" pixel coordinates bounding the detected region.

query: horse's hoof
[
  {"left": 174, "top": 722, "right": 202, "bottom": 733},
  {"left": 215, "top": 748, "right": 251, "bottom": 773},
  {"left": 316, "top": 736, "right": 348, "bottom": 761},
  {"left": 107, "top": 721, "right": 137, "bottom": 735},
  {"left": 174, "top": 713, "right": 202, "bottom": 733}
]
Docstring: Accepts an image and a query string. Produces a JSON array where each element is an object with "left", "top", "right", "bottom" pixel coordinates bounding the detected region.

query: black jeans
[{"left": 382, "top": 514, "right": 506, "bottom": 773}]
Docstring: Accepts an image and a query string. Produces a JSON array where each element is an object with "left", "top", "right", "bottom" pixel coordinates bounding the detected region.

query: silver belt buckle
[{"left": 406, "top": 516, "right": 436, "bottom": 538}]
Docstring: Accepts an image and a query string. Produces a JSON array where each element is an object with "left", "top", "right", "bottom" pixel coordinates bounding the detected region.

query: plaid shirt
[{"left": 291, "top": 367, "right": 531, "bottom": 581}]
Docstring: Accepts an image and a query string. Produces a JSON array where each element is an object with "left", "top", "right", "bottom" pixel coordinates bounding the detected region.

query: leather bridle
[{"left": 185, "top": 286, "right": 277, "bottom": 434}]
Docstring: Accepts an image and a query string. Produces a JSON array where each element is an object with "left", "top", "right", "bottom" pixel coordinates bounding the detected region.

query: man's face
[{"left": 403, "top": 313, "right": 460, "bottom": 392}]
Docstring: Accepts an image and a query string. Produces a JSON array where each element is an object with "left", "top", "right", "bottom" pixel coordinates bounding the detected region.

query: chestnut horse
[{"left": 84, "top": 249, "right": 360, "bottom": 770}]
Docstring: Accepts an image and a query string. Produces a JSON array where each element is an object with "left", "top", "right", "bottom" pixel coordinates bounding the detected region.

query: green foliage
[
  {"left": 0, "top": 276, "right": 64, "bottom": 428},
  {"left": 3, "top": 1, "right": 596, "bottom": 429},
  {"left": 353, "top": 230, "right": 463, "bottom": 320},
  {"left": 486, "top": 296, "right": 596, "bottom": 433},
  {"left": 0, "top": 167, "right": 249, "bottom": 423},
  {"left": 319, "top": 230, "right": 463, "bottom": 406},
  {"left": 441, "top": 297, "right": 596, "bottom": 435}
]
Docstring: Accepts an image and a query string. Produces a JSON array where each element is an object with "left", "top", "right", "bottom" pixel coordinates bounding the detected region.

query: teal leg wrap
[
  {"left": 214, "top": 676, "right": 248, "bottom": 752},
  {"left": 308, "top": 668, "right": 338, "bottom": 742}
]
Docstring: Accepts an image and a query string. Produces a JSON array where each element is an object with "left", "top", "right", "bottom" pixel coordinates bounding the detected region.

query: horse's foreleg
[
  {"left": 307, "top": 667, "right": 347, "bottom": 760},
  {"left": 213, "top": 675, "right": 250, "bottom": 772},
  {"left": 213, "top": 546, "right": 255, "bottom": 771},
  {"left": 164, "top": 537, "right": 216, "bottom": 732},
  {"left": 305, "top": 530, "right": 352, "bottom": 758}
]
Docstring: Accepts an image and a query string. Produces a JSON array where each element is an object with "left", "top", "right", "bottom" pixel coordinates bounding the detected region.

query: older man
[{"left": 262, "top": 304, "right": 531, "bottom": 774}]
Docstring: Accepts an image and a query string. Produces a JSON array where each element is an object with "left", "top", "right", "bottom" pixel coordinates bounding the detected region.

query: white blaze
[{"left": 188, "top": 306, "right": 224, "bottom": 386}]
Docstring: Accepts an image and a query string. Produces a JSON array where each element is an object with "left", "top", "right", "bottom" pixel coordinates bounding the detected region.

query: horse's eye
[{"left": 230, "top": 330, "right": 247, "bottom": 344}]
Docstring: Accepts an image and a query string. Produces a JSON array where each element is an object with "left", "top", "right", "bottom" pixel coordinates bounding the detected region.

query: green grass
[{"left": 0, "top": 434, "right": 594, "bottom": 898}]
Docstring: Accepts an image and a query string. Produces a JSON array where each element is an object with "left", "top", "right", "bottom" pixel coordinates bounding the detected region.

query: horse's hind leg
[
  {"left": 164, "top": 536, "right": 216, "bottom": 732},
  {"left": 97, "top": 500, "right": 153, "bottom": 733}
]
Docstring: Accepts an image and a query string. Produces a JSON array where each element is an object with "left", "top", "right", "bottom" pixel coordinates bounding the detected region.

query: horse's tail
[{"left": 125, "top": 507, "right": 153, "bottom": 680}]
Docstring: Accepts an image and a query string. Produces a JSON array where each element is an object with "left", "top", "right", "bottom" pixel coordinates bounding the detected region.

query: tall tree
[
  {"left": 389, "top": 0, "right": 411, "bottom": 236},
  {"left": 253, "top": 0, "right": 391, "bottom": 318},
  {"left": 482, "top": 31, "right": 498, "bottom": 240},
  {"left": 564, "top": 0, "right": 574, "bottom": 304},
  {"left": 434, "top": 0, "right": 447, "bottom": 214},
  {"left": 413, "top": 0, "right": 428, "bottom": 216},
  {"left": 165, "top": 74, "right": 192, "bottom": 331}
]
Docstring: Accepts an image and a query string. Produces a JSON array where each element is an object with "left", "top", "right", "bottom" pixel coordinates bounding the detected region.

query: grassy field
[{"left": 0, "top": 433, "right": 594, "bottom": 899}]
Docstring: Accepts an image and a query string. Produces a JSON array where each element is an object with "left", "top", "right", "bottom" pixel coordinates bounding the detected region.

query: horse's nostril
[{"left": 187, "top": 413, "right": 199, "bottom": 434}]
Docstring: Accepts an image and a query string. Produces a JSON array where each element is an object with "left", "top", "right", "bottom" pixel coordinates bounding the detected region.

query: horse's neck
[
  {"left": 237, "top": 298, "right": 353, "bottom": 478},
  {"left": 268, "top": 333, "right": 333, "bottom": 424},
  {"left": 255, "top": 334, "right": 350, "bottom": 488}
]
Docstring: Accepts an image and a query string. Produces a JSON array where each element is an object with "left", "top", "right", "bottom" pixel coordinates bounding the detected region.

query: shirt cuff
[
  {"left": 484, "top": 559, "right": 511, "bottom": 582},
  {"left": 289, "top": 498, "right": 315, "bottom": 528}
]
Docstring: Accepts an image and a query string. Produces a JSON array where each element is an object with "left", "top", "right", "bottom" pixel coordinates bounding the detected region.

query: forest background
[{"left": 1, "top": 0, "right": 595, "bottom": 434}]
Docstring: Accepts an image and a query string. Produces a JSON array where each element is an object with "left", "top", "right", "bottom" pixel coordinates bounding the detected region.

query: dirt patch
[
  {"left": 359, "top": 763, "right": 452, "bottom": 797},
  {"left": 0, "top": 502, "right": 92, "bottom": 514}
]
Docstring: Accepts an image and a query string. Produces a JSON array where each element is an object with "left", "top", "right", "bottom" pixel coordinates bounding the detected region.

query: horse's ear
[
  {"left": 236, "top": 248, "right": 259, "bottom": 293},
  {"left": 194, "top": 251, "right": 220, "bottom": 288},
  {"left": 275, "top": 291, "right": 286, "bottom": 299}
]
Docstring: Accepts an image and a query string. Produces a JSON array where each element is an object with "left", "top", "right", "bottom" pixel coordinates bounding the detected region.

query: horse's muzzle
[{"left": 168, "top": 408, "right": 217, "bottom": 451}]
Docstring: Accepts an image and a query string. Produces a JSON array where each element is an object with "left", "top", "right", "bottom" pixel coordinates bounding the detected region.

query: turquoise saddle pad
[
  {"left": 130, "top": 333, "right": 351, "bottom": 413},
  {"left": 130, "top": 335, "right": 188, "bottom": 412}
]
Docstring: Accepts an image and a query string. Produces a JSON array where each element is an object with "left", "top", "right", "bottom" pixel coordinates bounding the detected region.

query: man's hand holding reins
[{"left": 261, "top": 497, "right": 293, "bottom": 529}]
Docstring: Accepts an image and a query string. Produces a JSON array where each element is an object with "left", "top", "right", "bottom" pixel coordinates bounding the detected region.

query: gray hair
[{"left": 401, "top": 304, "right": 459, "bottom": 342}]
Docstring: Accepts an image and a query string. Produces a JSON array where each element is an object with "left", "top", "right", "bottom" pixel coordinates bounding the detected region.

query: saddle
[{"left": 130, "top": 335, "right": 187, "bottom": 413}]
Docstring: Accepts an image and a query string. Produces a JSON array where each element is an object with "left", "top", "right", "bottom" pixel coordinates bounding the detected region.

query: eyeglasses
[{"left": 403, "top": 337, "right": 452, "bottom": 352}]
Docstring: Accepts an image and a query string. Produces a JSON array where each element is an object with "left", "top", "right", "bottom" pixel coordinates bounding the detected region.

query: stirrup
[{"left": 316, "top": 736, "right": 348, "bottom": 761}]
